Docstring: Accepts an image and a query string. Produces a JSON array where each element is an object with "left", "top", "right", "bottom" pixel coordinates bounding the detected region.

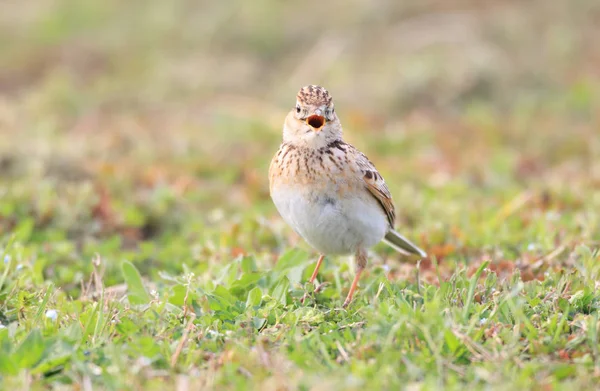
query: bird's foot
[
  {"left": 314, "top": 282, "right": 328, "bottom": 294},
  {"left": 300, "top": 291, "right": 310, "bottom": 304}
]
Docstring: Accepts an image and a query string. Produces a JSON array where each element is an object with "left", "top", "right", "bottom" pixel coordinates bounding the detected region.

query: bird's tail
[{"left": 383, "top": 229, "right": 427, "bottom": 259}]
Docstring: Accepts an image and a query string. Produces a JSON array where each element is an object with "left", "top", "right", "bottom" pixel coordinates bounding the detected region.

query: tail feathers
[{"left": 383, "top": 230, "right": 427, "bottom": 259}]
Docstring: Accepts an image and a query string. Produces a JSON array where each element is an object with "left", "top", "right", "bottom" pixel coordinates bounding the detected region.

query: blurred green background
[{"left": 0, "top": 0, "right": 599, "bottom": 283}]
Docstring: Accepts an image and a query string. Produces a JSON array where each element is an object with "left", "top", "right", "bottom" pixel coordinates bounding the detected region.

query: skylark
[{"left": 269, "top": 85, "right": 427, "bottom": 307}]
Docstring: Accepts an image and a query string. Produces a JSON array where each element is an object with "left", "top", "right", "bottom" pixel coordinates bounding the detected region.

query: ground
[{"left": 0, "top": 0, "right": 600, "bottom": 390}]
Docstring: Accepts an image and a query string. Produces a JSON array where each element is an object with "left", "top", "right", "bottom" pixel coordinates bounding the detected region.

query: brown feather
[
  {"left": 345, "top": 144, "right": 396, "bottom": 228},
  {"left": 364, "top": 177, "right": 395, "bottom": 228}
]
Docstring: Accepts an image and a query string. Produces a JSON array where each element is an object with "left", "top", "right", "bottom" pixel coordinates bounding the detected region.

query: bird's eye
[{"left": 296, "top": 105, "right": 301, "bottom": 114}]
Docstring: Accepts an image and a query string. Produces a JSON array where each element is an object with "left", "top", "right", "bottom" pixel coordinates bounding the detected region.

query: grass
[{"left": 1, "top": 0, "right": 600, "bottom": 389}]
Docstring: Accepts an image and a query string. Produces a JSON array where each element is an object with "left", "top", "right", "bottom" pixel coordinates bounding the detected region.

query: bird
[{"left": 268, "top": 85, "right": 427, "bottom": 307}]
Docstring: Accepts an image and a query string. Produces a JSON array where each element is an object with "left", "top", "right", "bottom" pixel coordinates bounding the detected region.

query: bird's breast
[{"left": 269, "top": 144, "right": 361, "bottom": 196}]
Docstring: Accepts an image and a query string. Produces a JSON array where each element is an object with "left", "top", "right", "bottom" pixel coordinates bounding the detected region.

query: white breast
[{"left": 271, "top": 185, "right": 388, "bottom": 255}]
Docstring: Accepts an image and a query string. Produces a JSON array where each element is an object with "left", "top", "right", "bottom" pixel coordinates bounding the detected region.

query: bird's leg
[
  {"left": 309, "top": 254, "right": 325, "bottom": 285},
  {"left": 301, "top": 254, "right": 325, "bottom": 303},
  {"left": 343, "top": 248, "right": 367, "bottom": 308}
]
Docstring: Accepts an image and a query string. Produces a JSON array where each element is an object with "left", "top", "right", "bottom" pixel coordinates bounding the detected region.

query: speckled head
[
  {"left": 294, "top": 85, "right": 336, "bottom": 127},
  {"left": 284, "top": 84, "right": 341, "bottom": 148},
  {"left": 296, "top": 85, "right": 333, "bottom": 107}
]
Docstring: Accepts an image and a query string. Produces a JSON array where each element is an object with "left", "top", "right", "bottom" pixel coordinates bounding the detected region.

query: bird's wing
[
  {"left": 351, "top": 145, "right": 427, "bottom": 257},
  {"left": 350, "top": 145, "right": 396, "bottom": 228}
]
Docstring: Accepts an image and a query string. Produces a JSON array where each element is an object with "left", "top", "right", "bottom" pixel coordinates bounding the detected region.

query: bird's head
[{"left": 283, "top": 85, "right": 341, "bottom": 148}]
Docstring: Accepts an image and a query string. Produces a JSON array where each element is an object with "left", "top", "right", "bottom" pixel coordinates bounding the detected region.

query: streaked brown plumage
[{"left": 269, "top": 85, "right": 426, "bottom": 307}]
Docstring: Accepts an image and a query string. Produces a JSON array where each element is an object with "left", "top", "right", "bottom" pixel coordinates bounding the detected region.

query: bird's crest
[{"left": 297, "top": 85, "right": 333, "bottom": 106}]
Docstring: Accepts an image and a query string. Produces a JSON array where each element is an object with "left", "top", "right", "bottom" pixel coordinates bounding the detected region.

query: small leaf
[
  {"left": 0, "top": 354, "right": 18, "bottom": 375},
  {"left": 116, "top": 318, "right": 140, "bottom": 335},
  {"left": 60, "top": 323, "right": 82, "bottom": 343},
  {"left": 274, "top": 249, "right": 308, "bottom": 272},
  {"left": 240, "top": 256, "right": 258, "bottom": 273},
  {"left": 554, "top": 364, "right": 576, "bottom": 380},
  {"left": 286, "top": 265, "right": 305, "bottom": 285},
  {"left": 231, "top": 273, "right": 262, "bottom": 291},
  {"left": 444, "top": 330, "right": 461, "bottom": 354},
  {"left": 462, "top": 261, "right": 489, "bottom": 321},
  {"left": 168, "top": 285, "right": 189, "bottom": 306},
  {"left": 246, "top": 287, "right": 263, "bottom": 308},
  {"left": 30, "top": 341, "right": 75, "bottom": 375},
  {"left": 13, "top": 218, "right": 35, "bottom": 242},
  {"left": 13, "top": 329, "right": 46, "bottom": 369},
  {"left": 252, "top": 317, "right": 267, "bottom": 330},
  {"left": 271, "top": 277, "right": 290, "bottom": 306},
  {"left": 121, "top": 261, "right": 150, "bottom": 305},
  {"left": 213, "top": 285, "right": 237, "bottom": 305},
  {"left": 206, "top": 294, "right": 225, "bottom": 311},
  {"left": 568, "top": 290, "right": 584, "bottom": 305}
]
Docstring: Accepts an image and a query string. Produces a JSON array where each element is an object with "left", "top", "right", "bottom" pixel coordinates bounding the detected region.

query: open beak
[{"left": 306, "top": 114, "right": 326, "bottom": 131}]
